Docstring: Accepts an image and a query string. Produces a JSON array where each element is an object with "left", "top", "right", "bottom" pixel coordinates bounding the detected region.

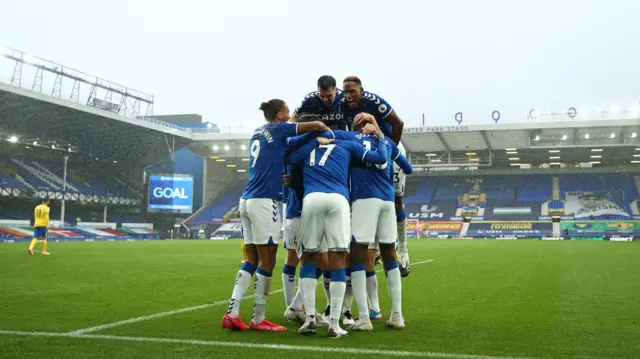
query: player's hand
[
  {"left": 354, "top": 113, "right": 376, "bottom": 126},
  {"left": 282, "top": 175, "right": 291, "bottom": 187},
  {"left": 363, "top": 123, "right": 384, "bottom": 138},
  {"left": 317, "top": 137, "right": 335, "bottom": 145},
  {"left": 362, "top": 123, "right": 376, "bottom": 135}
]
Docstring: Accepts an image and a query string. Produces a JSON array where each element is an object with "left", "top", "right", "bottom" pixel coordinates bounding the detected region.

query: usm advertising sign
[
  {"left": 147, "top": 174, "right": 194, "bottom": 214},
  {"left": 406, "top": 203, "right": 458, "bottom": 221},
  {"left": 467, "top": 221, "right": 553, "bottom": 238}
]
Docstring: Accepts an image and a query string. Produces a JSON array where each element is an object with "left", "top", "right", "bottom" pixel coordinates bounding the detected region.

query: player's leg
[
  {"left": 394, "top": 142, "right": 410, "bottom": 277},
  {"left": 283, "top": 218, "right": 307, "bottom": 323},
  {"left": 282, "top": 218, "right": 300, "bottom": 309},
  {"left": 380, "top": 243, "right": 404, "bottom": 328},
  {"left": 342, "top": 256, "right": 355, "bottom": 326},
  {"left": 297, "top": 193, "right": 325, "bottom": 334},
  {"left": 288, "top": 255, "right": 325, "bottom": 324},
  {"left": 241, "top": 239, "right": 247, "bottom": 263},
  {"left": 29, "top": 227, "right": 42, "bottom": 255},
  {"left": 378, "top": 200, "right": 405, "bottom": 328},
  {"left": 315, "top": 249, "right": 331, "bottom": 327},
  {"left": 365, "top": 247, "right": 381, "bottom": 320},
  {"left": 40, "top": 234, "right": 49, "bottom": 255},
  {"left": 324, "top": 193, "right": 352, "bottom": 338},
  {"left": 223, "top": 199, "right": 255, "bottom": 330},
  {"left": 249, "top": 199, "right": 286, "bottom": 331},
  {"left": 348, "top": 198, "right": 377, "bottom": 330}
]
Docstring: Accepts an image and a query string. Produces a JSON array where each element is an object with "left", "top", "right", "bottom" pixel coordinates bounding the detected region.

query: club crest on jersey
[{"left": 378, "top": 104, "right": 388, "bottom": 113}]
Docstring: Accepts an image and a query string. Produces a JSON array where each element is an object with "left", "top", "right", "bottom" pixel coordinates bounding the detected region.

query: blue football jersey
[
  {"left": 294, "top": 90, "right": 349, "bottom": 130},
  {"left": 350, "top": 135, "right": 396, "bottom": 202},
  {"left": 242, "top": 122, "right": 299, "bottom": 200},
  {"left": 314, "top": 130, "right": 411, "bottom": 202},
  {"left": 289, "top": 139, "right": 387, "bottom": 202},
  {"left": 340, "top": 91, "right": 394, "bottom": 138},
  {"left": 285, "top": 163, "right": 304, "bottom": 219}
]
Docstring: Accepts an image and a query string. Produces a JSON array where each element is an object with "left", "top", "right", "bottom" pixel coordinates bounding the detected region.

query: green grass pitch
[{"left": 0, "top": 239, "right": 639, "bottom": 359}]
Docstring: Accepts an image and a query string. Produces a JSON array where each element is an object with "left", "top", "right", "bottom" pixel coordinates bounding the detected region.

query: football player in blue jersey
[
  {"left": 341, "top": 76, "right": 412, "bottom": 277},
  {"left": 346, "top": 118, "right": 413, "bottom": 330},
  {"left": 290, "top": 115, "right": 413, "bottom": 330},
  {"left": 281, "top": 139, "right": 330, "bottom": 328},
  {"left": 292, "top": 75, "right": 349, "bottom": 131},
  {"left": 286, "top": 123, "right": 388, "bottom": 338},
  {"left": 222, "top": 99, "right": 328, "bottom": 332}
]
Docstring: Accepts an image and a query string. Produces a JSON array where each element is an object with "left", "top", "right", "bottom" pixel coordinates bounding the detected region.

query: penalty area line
[
  {"left": 0, "top": 330, "right": 532, "bottom": 359},
  {"left": 65, "top": 259, "right": 435, "bottom": 335}
]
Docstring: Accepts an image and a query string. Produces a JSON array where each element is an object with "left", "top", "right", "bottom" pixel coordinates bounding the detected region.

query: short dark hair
[
  {"left": 42, "top": 198, "right": 50, "bottom": 204},
  {"left": 296, "top": 113, "right": 322, "bottom": 123},
  {"left": 317, "top": 75, "right": 337, "bottom": 90},
  {"left": 343, "top": 76, "right": 362, "bottom": 87},
  {"left": 259, "top": 99, "right": 286, "bottom": 122}
]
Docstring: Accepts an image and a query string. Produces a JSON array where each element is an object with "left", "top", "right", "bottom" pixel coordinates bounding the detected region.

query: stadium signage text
[
  {"left": 152, "top": 187, "right": 189, "bottom": 199},
  {"left": 422, "top": 222, "right": 463, "bottom": 230},
  {"left": 404, "top": 126, "right": 469, "bottom": 134},
  {"left": 609, "top": 237, "right": 633, "bottom": 242},
  {"left": 490, "top": 222, "right": 533, "bottom": 230},
  {"left": 408, "top": 212, "right": 444, "bottom": 219}
]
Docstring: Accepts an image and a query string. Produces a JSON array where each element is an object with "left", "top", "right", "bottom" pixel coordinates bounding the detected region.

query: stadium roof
[
  {"left": 189, "top": 115, "right": 640, "bottom": 169},
  {"left": 0, "top": 82, "right": 192, "bottom": 166},
  {"left": 1, "top": 53, "right": 639, "bottom": 171}
]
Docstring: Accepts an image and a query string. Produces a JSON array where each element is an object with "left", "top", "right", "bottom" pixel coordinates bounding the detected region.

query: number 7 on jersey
[{"left": 309, "top": 144, "right": 335, "bottom": 166}]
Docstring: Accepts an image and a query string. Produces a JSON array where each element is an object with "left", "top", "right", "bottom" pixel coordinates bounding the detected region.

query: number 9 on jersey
[{"left": 250, "top": 140, "right": 260, "bottom": 167}]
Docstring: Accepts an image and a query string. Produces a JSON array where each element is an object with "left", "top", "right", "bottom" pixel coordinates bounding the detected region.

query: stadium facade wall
[{"left": 150, "top": 114, "right": 203, "bottom": 124}]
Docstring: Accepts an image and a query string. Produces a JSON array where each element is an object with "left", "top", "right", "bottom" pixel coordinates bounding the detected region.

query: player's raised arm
[
  {"left": 347, "top": 138, "right": 387, "bottom": 165},
  {"left": 355, "top": 110, "right": 404, "bottom": 145},
  {"left": 389, "top": 140, "right": 413, "bottom": 174},
  {"left": 297, "top": 121, "right": 330, "bottom": 134},
  {"left": 385, "top": 110, "right": 404, "bottom": 145}
]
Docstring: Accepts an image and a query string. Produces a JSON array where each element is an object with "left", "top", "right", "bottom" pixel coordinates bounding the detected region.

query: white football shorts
[
  {"left": 351, "top": 198, "right": 397, "bottom": 249},
  {"left": 239, "top": 198, "right": 281, "bottom": 245},
  {"left": 284, "top": 217, "right": 300, "bottom": 250},
  {"left": 299, "top": 192, "right": 350, "bottom": 253},
  {"left": 393, "top": 141, "right": 407, "bottom": 196}
]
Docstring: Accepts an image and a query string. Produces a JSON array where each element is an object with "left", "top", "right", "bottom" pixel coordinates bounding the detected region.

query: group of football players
[{"left": 222, "top": 76, "right": 412, "bottom": 338}]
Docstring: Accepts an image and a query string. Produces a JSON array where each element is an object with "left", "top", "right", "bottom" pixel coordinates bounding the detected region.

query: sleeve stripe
[
  {"left": 295, "top": 123, "right": 300, "bottom": 135},
  {"left": 361, "top": 149, "right": 370, "bottom": 162},
  {"left": 394, "top": 152, "right": 401, "bottom": 160},
  {"left": 329, "top": 130, "right": 335, "bottom": 139},
  {"left": 382, "top": 107, "right": 393, "bottom": 119}
]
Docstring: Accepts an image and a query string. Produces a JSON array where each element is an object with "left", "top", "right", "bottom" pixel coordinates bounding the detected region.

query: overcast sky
[{"left": 1, "top": 0, "right": 639, "bottom": 130}]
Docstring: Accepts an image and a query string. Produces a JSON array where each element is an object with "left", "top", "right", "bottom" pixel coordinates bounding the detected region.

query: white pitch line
[
  {"left": 0, "top": 330, "right": 533, "bottom": 359},
  {"left": 66, "top": 259, "right": 435, "bottom": 335},
  {"left": 66, "top": 288, "right": 284, "bottom": 335}
]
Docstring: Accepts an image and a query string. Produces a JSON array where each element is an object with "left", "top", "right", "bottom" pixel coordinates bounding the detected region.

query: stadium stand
[
  {"left": 1, "top": 52, "right": 639, "bottom": 243},
  {"left": 517, "top": 175, "right": 553, "bottom": 202},
  {"left": 0, "top": 152, "right": 133, "bottom": 197},
  {"left": 187, "top": 182, "right": 244, "bottom": 224}
]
